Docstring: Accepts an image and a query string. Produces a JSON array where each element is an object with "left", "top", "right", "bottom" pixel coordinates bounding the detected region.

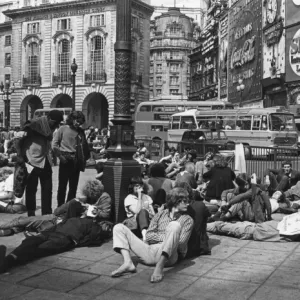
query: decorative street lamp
[
  {"left": 0, "top": 80, "right": 14, "bottom": 128},
  {"left": 71, "top": 58, "right": 78, "bottom": 111},
  {"left": 103, "top": 0, "right": 142, "bottom": 223},
  {"left": 236, "top": 77, "right": 245, "bottom": 108}
]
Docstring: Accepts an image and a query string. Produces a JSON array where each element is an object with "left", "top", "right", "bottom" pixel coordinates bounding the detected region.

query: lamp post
[
  {"left": 103, "top": 0, "right": 141, "bottom": 223},
  {"left": 71, "top": 58, "right": 78, "bottom": 111},
  {"left": 0, "top": 80, "right": 14, "bottom": 128},
  {"left": 236, "top": 77, "right": 245, "bottom": 108}
]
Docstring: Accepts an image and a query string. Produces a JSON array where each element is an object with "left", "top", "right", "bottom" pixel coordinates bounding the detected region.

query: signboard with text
[
  {"left": 219, "top": 14, "right": 228, "bottom": 99},
  {"left": 228, "top": 0, "right": 262, "bottom": 104},
  {"left": 286, "top": 25, "right": 300, "bottom": 83}
]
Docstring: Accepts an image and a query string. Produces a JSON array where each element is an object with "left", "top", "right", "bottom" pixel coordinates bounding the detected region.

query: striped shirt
[{"left": 146, "top": 209, "right": 194, "bottom": 258}]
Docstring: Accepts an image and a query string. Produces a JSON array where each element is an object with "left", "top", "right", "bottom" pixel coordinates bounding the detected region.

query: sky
[{"left": 150, "top": 0, "right": 205, "bottom": 8}]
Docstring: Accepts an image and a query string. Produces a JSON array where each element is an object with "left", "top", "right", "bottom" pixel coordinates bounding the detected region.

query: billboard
[
  {"left": 227, "top": 0, "right": 263, "bottom": 104},
  {"left": 286, "top": 0, "right": 300, "bottom": 28},
  {"left": 286, "top": 25, "right": 300, "bottom": 83}
]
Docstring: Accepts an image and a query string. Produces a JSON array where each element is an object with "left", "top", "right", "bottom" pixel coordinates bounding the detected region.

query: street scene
[{"left": 1, "top": 0, "right": 300, "bottom": 299}]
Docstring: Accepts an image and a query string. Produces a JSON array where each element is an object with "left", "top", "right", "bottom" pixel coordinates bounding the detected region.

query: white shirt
[
  {"left": 124, "top": 193, "right": 153, "bottom": 218},
  {"left": 0, "top": 174, "right": 23, "bottom": 204}
]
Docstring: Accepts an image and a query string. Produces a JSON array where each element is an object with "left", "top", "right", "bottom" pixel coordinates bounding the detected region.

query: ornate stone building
[
  {"left": 149, "top": 7, "right": 198, "bottom": 100},
  {"left": 3, "top": 0, "right": 153, "bottom": 127}
]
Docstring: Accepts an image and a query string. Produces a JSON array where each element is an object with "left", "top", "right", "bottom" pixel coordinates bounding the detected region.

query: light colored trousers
[
  {"left": 229, "top": 200, "right": 255, "bottom": 221},
  {"left": 113, "top": 222, "right": 181, "bottom": 267}
]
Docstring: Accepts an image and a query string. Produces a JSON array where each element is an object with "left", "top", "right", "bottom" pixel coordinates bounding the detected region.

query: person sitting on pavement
[
  {"left": 111, "top": 187, "right": 194, "bottom": 283},
  {"left": 0, "top": 179, "right": 111, "bottom": 236},
  {"left": 195, "top": 152, "right": 214, "bottom": 184},
  {"left": 175, "top": 162, "right": 197, "bottom": 189},
  {"left": 134, "top": 151, "right": 155, "bottom": 166},
  {"left": 165, "top": 152, "right": 184, "bottom": 179},
  {"left": 0, "top": 167, "right": 26, "bottom": 214},
  {"left": 203, "top": 154, "right": 236, "bottom": 203},
  {"left": 264, "top": 160, "right": 300, "bottom": 195},
  {"left": 0, "top": 204, "right": 113, "bottom": 274},
  {"left": 123, "top": 176, "right": 155, "bottom": 241}
]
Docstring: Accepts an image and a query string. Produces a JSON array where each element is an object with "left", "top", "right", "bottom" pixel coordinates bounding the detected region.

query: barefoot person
[{"left": 111, "top": 187, "right": 194, "bottom": 283}]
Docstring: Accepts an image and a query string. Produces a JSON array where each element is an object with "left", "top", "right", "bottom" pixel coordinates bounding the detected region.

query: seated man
[
  {"left": 0, "top": 179, "right": 111, "bottom": 236},
  {"left": 0, "top": 209, "right": 113, "bottom": 274},
  {"left": 175, "top": 162, "right": 197, "bottom": 189},
  {"left": 0, "top": 167, "right": 26, "bottom": 214},
  {"left": 264, "top": 161, "right": 300, "bottom": 195},
  {"left": 111, "top": 187, "right": 194, "bottom": 283}
]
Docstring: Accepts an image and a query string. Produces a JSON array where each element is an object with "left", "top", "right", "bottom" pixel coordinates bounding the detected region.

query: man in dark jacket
[{"left": 264, "top": 160, "right": 300, "bottom": 195}]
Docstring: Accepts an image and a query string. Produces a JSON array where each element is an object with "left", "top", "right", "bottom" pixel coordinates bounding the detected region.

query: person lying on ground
[
  {"left": 111, "top": 187, "right": 194, "bottom": 283},
  {"left": 0, "top": 167, "right": 26, "bottom": 214},
  {"left": 0, "top": 209, "right": 113, "bottom": 274},
  {"left": 0, "top": 179, "right": 111, "bottom": 236}
]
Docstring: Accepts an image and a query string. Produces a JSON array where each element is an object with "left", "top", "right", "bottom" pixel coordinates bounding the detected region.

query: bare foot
[
  {"left": 150, "top": 265, "right": 164, "bottom": 283},
  {"left": 111, "top": 262, "right": 136, "bottom": 278}
]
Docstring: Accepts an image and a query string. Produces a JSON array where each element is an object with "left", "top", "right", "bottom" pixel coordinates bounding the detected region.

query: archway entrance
[
  {"left": 20, "top": 95, "right": 43, "bottom": 126},
  {"left": 51, "top": 94, "right": 73, "bottom": 108},
  {"left": 82, "top": 92, "right": 108, "bottom": 129}
]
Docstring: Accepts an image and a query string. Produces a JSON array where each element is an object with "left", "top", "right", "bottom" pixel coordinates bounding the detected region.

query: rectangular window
[
  {"left": 57, "top": 19, "right": 71, "bottom": 30},
  {"left": 156, "top": 51, "right": 162, "bottom": 59},
  {"left": 156, "top": 76, "right": 162, "bottom": 84},
  {"left": 5, "top": 74, "right": 10, "bottom": 82},
  {"left": 5, "top": 53, "right": 11, "bottom": 66},
  {"left": 90, "top": 14, "right": 105, "bottom": 27},
  {"left": 156, "top": 89, "right": 162, "bottom": 95},
  {"left": 27, "top": 23, "right": 40, "bottom": 34},
  {"left": 171, "top": 51, "right": 180, "bottom": 59},
  {"left": 157, "top": 64, "right": 162, "bottom": 73},
  {"left": 170, "top": 76, "right": 178, "bottom": 85},
  {"left": 4, "top": 36, "right": 11, "bottom": 46},
  {"left": 170, "top": 63, "right": 179, "bottom": 72},
  {"left": 132, "top": 16, "right": 139, "bottom": 30},
  {"left": 170, "top": 89, "right": 179, "bottom": 95}
]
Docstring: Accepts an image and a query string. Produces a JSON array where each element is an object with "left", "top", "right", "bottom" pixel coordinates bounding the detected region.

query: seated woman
[
  {"left": 123, "top": 176, "right": 155, "bottom": 241},
  {"left": 0, "top": 179, "right": 111, "bottom": 236},
  {"left": 0, "top": 167, "right": 26, "bottom": 214}
]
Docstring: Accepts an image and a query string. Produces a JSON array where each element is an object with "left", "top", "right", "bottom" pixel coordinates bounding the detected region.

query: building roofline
[
  {"left": 3, "top": 0, "right": 154, "bottom": 19},
  {"left": 0, "top": 21, "right": 12, "bottom": 31}
]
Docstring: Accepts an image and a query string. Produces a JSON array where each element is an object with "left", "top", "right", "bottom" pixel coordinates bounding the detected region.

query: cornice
[
  {"left": 3, "top": 0, "right": 154, "bottom": 19},
  {"left": 0, "top": 21, "right": 12, "bottom": 31},
  {"left": 3, "top": 0, "right": 115, "bottom": 19}
]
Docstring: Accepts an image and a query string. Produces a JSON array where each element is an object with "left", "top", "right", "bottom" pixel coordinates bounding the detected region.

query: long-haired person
[{"left": 52, "top": 111, "right": 90, "bottom": 208}]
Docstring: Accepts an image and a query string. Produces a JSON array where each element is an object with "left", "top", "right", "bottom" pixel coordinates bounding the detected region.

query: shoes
[
  {"left": 291, "top": 203, "right": 300, "bottom": 210},
  {"left": 0, "top": 229, "right": 14, "bottom": 237}
]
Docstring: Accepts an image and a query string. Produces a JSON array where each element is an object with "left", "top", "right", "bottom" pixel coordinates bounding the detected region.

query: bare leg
[
  {"left": 150, "top": 253, "right": 168, "bottom": 283},
  {"left": 111, "top": 248, "right": 136, "bottom": 277}
]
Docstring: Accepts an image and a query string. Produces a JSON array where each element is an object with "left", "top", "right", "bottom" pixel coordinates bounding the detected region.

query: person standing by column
[
  {"left": 52, "top": 111, "right": 90, "bottom": 208},
  {"left": 15, "top": 110, "right": 64, "bottom": 216}
]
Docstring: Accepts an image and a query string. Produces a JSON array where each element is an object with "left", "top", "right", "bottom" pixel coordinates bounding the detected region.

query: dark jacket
[
  {"left": 203, "top": 166, "right": 236, "bottom": 200},
  {"left": 264, "top": 168, "right": 300, "bottom": 189}
]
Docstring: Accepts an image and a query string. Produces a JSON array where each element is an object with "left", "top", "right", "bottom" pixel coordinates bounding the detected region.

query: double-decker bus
[
  {"left": 135, "top": 100, "right": 234, "bottom": 140},
  {"left": 167, "top": 107, "right": 298, "bottom": 153}
]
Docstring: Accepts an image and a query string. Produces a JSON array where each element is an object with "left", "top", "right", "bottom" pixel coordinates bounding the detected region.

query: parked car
[{"left": 179, "top": 129, "right": 235, "bottom": 159}]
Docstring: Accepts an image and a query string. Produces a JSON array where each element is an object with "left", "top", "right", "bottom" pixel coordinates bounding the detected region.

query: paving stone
[
  {"left": 0, "top": 281, "right": 33, "bottom": 299},
  {"left": 33, "top": 256, "right": 93, "bottom": 271},
  {"left": 166, "top": 257, "right": 222, "bottom": 277},
  {"left": 204, "top": 261, "right": 275, "bottom": 283},
  {"left": 114, "top": 269, "right": 197, "bottom": 298},
  {"left": 177, "top": 277, "right": 259, "bottom": 300},
  {"left": 293, "top": 244, "right": 300, "bottom": 253},
  {"left": 20, "top": 268, "right": 98, "bottom": 293},
  {"left": 245, "top": 241, "right": 298, "bottom": 252},
  {"left": 281, "top": 252, "right": 300, "bottom": 269},
  {"left": 99, "top": 253, "right": 125, "bottom": 265},
  {"left": 16, "top": 288, "right": 89, "bottom": 300},
  {"left": 210, "top": 245, "right": 240, "bottom": 259},
  {"left": 68, "top": 275, "right": 124, "bottom": 298},
  {"left": 80, "top": 262, "right": 145, "bottom": 278},
  {"left": 213, "top": 235, "right": 251, "bottom": 247},
  {"left": 0, "top": 264, "right": 51, "bottom": 284},
  {"left": 264, "top": 266, "right": 300, "bottom": 289},
  {"left": 95, "top": 289, "right": 168, "bottom": 300},
  {"left": 59, "top": 246, "right": 114, "bottom": 262},
  {"left": 249, "top": 285, "right": 300, "bottom": 300},
  {"left": 227, "top": 247, "right": 289, "bottom": 267}
]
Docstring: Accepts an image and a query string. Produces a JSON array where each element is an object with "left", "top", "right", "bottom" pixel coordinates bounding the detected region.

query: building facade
[
  {"left": 149, "top": 7, "right": 198, "bottom": 100},
  {"left": 3, "top": 0, "right": 153, "bottom": 127}
]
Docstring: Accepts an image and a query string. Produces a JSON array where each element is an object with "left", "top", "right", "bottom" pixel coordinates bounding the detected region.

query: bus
[
  {"left": 33, "top": 108, "right": 72, "bottom": 122},
  {"left": 135, "top": 100, "right": 234, "bottom": 140},
  {"left": 167, "top": 107, "right": 298, "bottom": 153}
]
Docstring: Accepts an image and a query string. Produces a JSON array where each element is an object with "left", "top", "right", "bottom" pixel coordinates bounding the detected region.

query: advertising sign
[
  {"left": 228, "top": 0, "right": 262, "bottom": 104},
  {"left": 219, "top": 14, "right": 228, "bottom": 99},
  {"left": 286, "top": 0, "right": 300, "bottom": 28},
  {"left": 286, "top": 25, "right": 300, "bottom": 83}
]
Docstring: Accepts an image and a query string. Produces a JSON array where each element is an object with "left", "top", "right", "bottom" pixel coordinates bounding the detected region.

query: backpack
[{"left": 251, "top": 185, "right": 272, "bottom": 223}]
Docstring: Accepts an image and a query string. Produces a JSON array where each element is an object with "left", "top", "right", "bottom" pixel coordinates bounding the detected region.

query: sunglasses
[{"left": 179, "top": 199, "right": 189, "bottom": 204}]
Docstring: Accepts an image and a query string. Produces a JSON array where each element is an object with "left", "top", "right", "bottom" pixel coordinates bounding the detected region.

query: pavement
[{"left": 1, "top": 167, "right": 300, "bottom": 299}]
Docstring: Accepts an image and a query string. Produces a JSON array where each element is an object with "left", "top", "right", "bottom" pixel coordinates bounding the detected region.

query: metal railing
[
  {"left": 23, "top": 74, "right": 42, "bottom": 86},
  {"left": 135, "top": 138, "right": 300, "bottom": 180},
  {"left": 52, "top": 73, "right": 72, "bottom": 85},
  {"left": 85, "top": 71, "right": 107, "bottom": 83}
]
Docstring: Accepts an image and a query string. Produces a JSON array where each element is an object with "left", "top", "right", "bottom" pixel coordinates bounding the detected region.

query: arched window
[
  {"left": 90, "top": 36, "right": 104, "bottom": 80},
  {"left": 58, "top": 39, "right": 70, "bottom": 82},
  {"left": 28, "top": 42, "right": 39, "bottom": 83}
]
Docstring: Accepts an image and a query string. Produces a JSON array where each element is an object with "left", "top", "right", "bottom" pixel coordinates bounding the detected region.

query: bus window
[
  {"left": 180, "top": 116, "right": 196, "bottom": 129},
  {"left": 165, "top": 106, "right": 177, "bottom": 113},
  {"left": 152, "top": 105, "right": 164, "bottom": 112},
  {"left": 261, "top": 115, "right": 268, "bottom": 130},
  {"left": 196, "top": 116, "right": 215, "bottom": 129},
  {"left": 140, "top": 105, "right": 151, "bottom": 112},
  {"left": 252, "top": 115, "right": 261, "bottom": 131},
  {"left": 177, "top": 106, "right": 185, "bottom": 112},
  {"left": 223, "top": 116, "right": 236, "bottom": 130},
  {"left": 151, "top": 125, "right": 163, "bottom": 131},
  {"left": 225, "top": 104, "right": 234, "bottom": 109},
  {"left": 270, "top": 114, "right": 296, "bottom": 131},
  {"left": 237, "top": 116, "right": 252, "bottom": 130},
  {"left": 171, "top": 116, "right": 180, "bottom": 129}
]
